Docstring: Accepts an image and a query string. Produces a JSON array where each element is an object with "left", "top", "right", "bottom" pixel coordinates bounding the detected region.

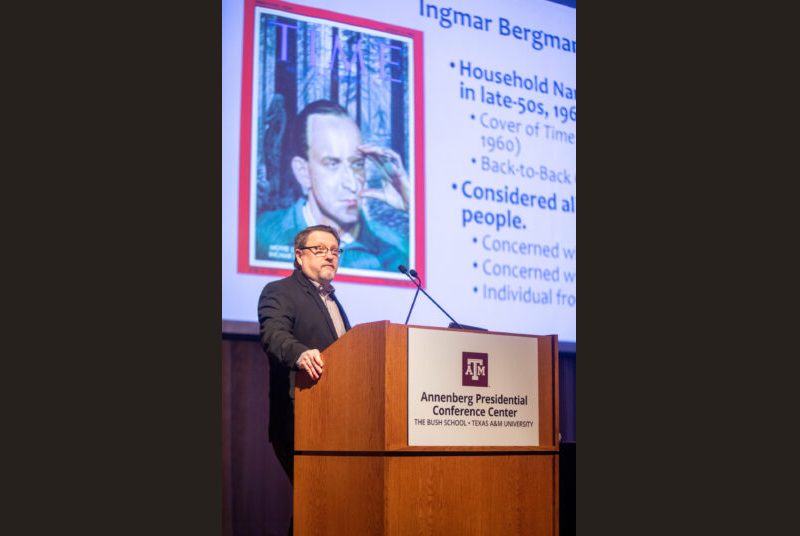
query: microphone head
[
  {"left": 398, "top": 265, "right": 409, "bottom": 274},
  {"left": 409, "top": 269, "right": 419, "bottom": 278}
]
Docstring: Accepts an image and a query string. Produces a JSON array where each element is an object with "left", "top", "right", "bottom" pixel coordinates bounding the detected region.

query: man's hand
[
  {"left": 358, "top": 144, "right": 410, "bottom": 211},
  {"left": 296, "top": 349, "right": 325, "bottom": 381}
]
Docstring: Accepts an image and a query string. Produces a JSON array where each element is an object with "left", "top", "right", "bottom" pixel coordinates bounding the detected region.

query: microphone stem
[
  {"left": 415, "top": 284, "right": 463, "bottom": 329},
  {"left": 404, "top": 285, "right": 421, "bottom": 325},
  {"left": 398, "top": 267, "right": 463, "bottom": 329}
]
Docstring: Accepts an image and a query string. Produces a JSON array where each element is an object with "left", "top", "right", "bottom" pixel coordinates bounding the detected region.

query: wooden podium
[{"left": 294, "top": 321, "right": 559, "bottom": 535}]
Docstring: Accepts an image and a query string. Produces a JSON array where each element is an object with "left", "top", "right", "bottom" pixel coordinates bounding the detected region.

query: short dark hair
[
  {"left": 293, "top": 225, "right": 341, "bottom": 269},
  {"left": 287, "top": 99, "right": 351, "bottom": 161}
]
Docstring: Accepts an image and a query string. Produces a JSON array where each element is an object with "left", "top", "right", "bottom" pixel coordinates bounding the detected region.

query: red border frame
[{"left": 237, "top": 0, "right": 425, "bottom": 289}]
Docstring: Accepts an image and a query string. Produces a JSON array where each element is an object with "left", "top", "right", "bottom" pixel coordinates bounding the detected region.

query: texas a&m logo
[{"left": 462, "top": 352, "right": 488, "bottom": 387}]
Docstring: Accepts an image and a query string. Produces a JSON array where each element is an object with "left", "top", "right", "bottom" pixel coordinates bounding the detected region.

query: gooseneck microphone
[
  {"left": 403, "top": 268, "right": 421, "bottom": 325},
  {"left": 398, "top": 265, "right": 464, "bottom": 329}
]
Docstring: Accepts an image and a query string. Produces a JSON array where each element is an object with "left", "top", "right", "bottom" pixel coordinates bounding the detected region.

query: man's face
[
  {"left": 296, "top": 230, "right": 340, "bottom": 284},
  {"left": 292, "top": 114, "right": 365, "bottom": 230}
]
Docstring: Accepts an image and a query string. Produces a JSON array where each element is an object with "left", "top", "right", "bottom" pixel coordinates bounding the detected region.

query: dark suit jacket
[{"left": 257, "top": 269, "right": 351, "bottom": 449}]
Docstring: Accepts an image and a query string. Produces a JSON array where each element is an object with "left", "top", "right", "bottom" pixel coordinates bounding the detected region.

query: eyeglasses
[{"left": 298, "top": 245, "right": 344, "bottom": 257}]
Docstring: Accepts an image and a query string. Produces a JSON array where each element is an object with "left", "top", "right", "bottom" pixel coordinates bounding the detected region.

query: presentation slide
[{"left": 223, "top": 0, "right": 576, "bottom": 349}]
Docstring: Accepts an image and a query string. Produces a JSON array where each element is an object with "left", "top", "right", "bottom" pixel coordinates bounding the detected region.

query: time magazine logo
[{"left": 462, "top": 352, "right": 488, "bottom": 387}]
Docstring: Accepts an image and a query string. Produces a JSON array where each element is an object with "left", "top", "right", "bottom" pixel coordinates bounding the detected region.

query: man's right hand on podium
[{"left": 296, "top": 349, "right": 325, "bottom": 381}]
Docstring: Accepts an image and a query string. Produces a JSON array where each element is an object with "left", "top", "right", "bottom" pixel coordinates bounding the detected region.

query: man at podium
[{"left": 257, "top": 224, "right": 352, "bottom": 487}]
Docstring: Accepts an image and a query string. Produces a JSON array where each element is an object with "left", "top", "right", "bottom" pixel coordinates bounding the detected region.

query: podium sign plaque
[{"left": 407, "top": 327, "right": 540, "bottom": 446}]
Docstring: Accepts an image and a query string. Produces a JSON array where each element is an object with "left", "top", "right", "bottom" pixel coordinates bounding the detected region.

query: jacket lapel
[
  {"left": 332, "top": 293, "right": 351, "bottom": 331},
  {"left": 292, "top": 270, "right": 338, "bottom": 340}
]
